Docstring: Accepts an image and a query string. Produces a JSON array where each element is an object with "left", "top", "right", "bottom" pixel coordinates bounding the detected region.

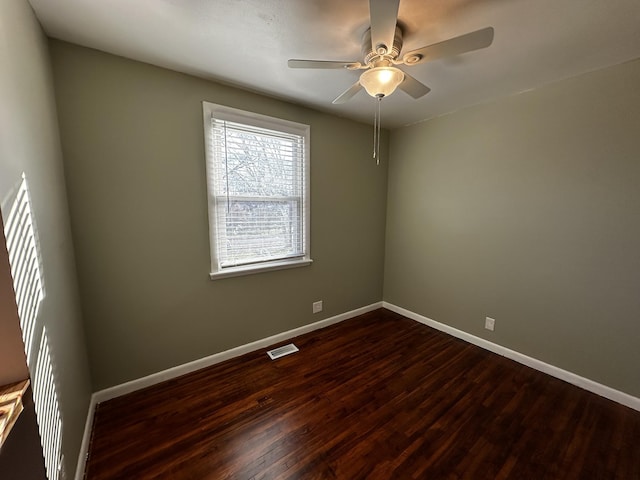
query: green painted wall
[
  {"left": 384, "top": 58, "right": 640, "bottom": 397},
  {"left": 0, "top": 0, "right": 92, "bottom": 475},
  {"left": 50, "top": 41, "right": 388, "bottom": 390}
]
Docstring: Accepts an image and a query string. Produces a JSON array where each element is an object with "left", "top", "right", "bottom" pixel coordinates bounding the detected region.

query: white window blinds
[{"left": 203, "top": 103, "right": 311, "bottom": 278}]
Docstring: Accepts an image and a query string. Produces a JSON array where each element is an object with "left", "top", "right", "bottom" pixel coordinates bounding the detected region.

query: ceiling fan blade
[
  {"left": 332, "top": 81, "right": 363, "bottom": 104},
  {"left": 369, "top": 0, "right": 400, "bottom": 55},
  {"left": 399, "top": 72, "right": 431, "bottom": 99},
  {"left": 402, "top": 27, "right": 494, "bottom": 65},
  {"left": 288, "top": 59, "right": 363, "bottom": 69}
]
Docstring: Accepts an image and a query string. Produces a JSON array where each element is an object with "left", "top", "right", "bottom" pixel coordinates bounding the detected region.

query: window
[{"left": 202, "top": 102, "right": 311, "bottom": 279}]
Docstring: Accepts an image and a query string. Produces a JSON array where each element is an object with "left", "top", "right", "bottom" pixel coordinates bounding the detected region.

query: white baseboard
[
  {"left": 74, "top": 301, "right": 383, "bottom": 479},
  {"left": 74, "top": 394, "right": 97, "bottom": 480},
  {"left": 383, "top": 301, "right": 640, "bottom": 412}
]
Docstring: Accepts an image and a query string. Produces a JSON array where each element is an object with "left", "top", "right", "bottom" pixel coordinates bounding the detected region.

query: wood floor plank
[{"left": 84, "top": 309, "right": 640, "bottom": 479}]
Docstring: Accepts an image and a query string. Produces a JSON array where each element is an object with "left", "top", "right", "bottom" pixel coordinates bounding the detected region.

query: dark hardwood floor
[{"left": 85, "top": 309, "right": 640, "bottom": 479}]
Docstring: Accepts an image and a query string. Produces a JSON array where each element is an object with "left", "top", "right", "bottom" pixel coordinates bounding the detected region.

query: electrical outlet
[
  {"left": 485, "top": 317, "right": 495, "bottom": 331},
  {"left": 312, "top": 300, "right": 323, "bottom": 314}
]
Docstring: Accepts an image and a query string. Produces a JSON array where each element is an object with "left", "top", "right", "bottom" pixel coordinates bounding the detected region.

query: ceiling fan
[{"left": 288, "top": 0, "right": 494, "bottom": 104}]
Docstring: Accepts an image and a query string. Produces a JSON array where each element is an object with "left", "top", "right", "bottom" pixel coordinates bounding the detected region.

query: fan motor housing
[{"left": 362, "top": 26, "right": 403, "bottom": 65}]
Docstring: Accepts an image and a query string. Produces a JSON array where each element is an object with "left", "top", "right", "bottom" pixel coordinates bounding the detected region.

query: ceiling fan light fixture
[{"left": 360, "top": 66, "right": 404, "bottom": 98}]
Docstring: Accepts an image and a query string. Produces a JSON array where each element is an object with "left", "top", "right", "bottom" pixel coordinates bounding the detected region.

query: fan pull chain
[
  {"left": 373, "top": 97, "right": 382, "bottom": 165},
  {"left": 376, "top": 97, "right": 381, "bottom": 165},
  {"left": 373, "top": 99, "right": 378, "bottom": 161}
]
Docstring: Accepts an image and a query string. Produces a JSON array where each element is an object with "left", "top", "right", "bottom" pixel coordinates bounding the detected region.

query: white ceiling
[{"left": 29, "top": 0, "right": 640, "bottom": 129}]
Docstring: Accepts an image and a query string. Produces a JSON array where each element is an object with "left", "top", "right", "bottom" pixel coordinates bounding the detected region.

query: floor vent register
[{"left": 267, "top": 343, "right": 299, "bottom": 360}]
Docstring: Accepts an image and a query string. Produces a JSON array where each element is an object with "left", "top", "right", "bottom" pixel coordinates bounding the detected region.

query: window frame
[{"left": 202, "top": 102, "right": 312, "bottom": 279}]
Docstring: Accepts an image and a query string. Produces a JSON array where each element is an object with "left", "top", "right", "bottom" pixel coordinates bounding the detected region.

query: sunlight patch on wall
[
  {"left": 3, "top": 173, "right": 44, "bottom": 364},
  {"left": 34, "top": 327, "right": 65, "bottom": 480},
  {"left": 3, "top": 173, "right": 66, "bottom": 479}
]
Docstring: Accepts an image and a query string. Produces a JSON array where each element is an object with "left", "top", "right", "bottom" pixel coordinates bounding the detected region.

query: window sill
[{"left": 209, "top": 258, "right": 313, "bottom": 280}]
